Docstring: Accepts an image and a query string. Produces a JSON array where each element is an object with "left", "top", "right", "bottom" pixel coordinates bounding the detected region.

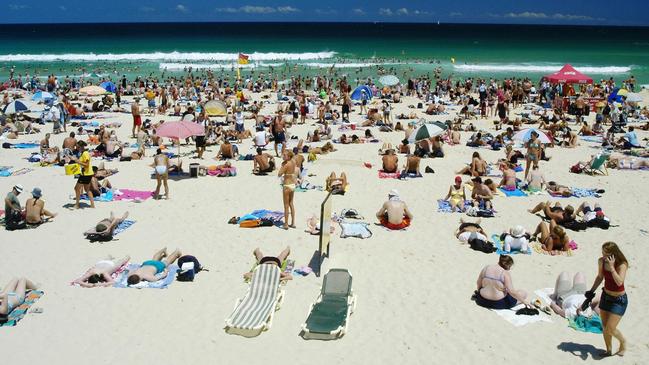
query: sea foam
[
  {"left": 453, "top": 64, "right": 631, "bottom": 74},
  {"left": 0, "top": 51, "right": 336, "bottom": 62}
]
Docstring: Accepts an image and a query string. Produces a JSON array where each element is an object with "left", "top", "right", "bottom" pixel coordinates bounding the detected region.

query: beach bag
[
  {"left": 5, "top": 210, "right": 26, "bottom": 231},
  {"left": 65, "top": 163, "right": 81, "bottom": 175},
  {"left": 587, "top": 217, "right": 610, "bottom": 230},
  {"left": 469, "top": 237, "right": 496, "bottom": 253},
  {"left": 570, "top": 163, "right": 583, "bottom": 174},
  {"left": 562, "top": 219, "right": 588, "bottom": 232},
  {"left": 177, "top": 255, "right": 206, "bottom": 282},
  {"left": 239, "top": 219, "right": 261, "bottom": 228}
]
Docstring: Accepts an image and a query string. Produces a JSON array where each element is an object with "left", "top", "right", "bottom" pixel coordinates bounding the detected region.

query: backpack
[
  {"left": 5, "top": 210, "right": 26, "bottom": 231},
  {"left": 562, "top": 219, "right": 588, "bottom": 231},
  {"left": 570, "top": 163, "right": 584, "bottom": 174},
  {"left": 469, "top": 238, "right": 497, "bottom": 253},
  {"left": 177, "top": 255, "right": 206, "bottom": 282},
  {"left": 587, "top": 217, "right": 610, "bottom": 230}
]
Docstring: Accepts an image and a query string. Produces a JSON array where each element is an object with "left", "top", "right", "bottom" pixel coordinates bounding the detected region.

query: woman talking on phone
[{"left": 583, "top": 242, "right": 629, "bottom": 357}]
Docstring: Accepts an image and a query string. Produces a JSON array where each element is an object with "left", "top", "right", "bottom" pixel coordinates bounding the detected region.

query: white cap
[
  {"left": 13, "top": 184, "right": 24, "bottom": 193},
  {"left": 388, "top": 189, "right": 399, "bottom": 197}
]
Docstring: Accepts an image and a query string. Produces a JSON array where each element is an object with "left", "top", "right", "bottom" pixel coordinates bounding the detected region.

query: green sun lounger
[
  {"left": 301, "top": 268, "right": 356, "bottom": 340},
  {"left": 224, "top": 263, "right": 284, "bottom": 337},
  {"left": 584, "top": 152, "right": 609, "bottom": 176}
]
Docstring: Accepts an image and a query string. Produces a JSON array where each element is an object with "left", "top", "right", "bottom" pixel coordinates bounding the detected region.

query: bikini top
[{"left": 482, "top": 269, "right": 507, "bottom": 292}]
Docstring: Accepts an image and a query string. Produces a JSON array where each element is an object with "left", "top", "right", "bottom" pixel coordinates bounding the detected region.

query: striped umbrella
[
  {"left": 3, "top": 99, "right": 32, "bottom": 114},
  {"left": 408, "top": 121, "right": 447, "bottom": 143},
  {"left": 513, "top": 128, "right": 551, "bottom": 144},
  {"left": 31, "top": 91, "right": 56, "bottom": 102}
]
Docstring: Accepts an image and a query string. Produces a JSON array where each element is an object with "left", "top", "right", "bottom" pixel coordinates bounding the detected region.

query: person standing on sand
[
  {"left": 272, "top": 110, "right": 286, "bottom": 157},
  {"left": 131, "top": 97, "right": 141, "bottom": 138},
  {"left": 278, "top": 150, "right": 296, "bottom": 230},
  {"left": 152, "top": 148, "right": 170, "bottom": 200},
  {"left": 73, "top": 141, "right": 95, "bottom": 209},
  {"left": 583, "top": 242, "right": 628, "bottom": 357}
]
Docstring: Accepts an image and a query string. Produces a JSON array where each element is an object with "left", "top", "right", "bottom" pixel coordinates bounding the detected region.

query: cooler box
[{"left": 190, "top": 163, "right": 199, "bottom": 178}]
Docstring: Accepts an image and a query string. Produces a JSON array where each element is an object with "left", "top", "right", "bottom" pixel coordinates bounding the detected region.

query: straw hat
[{"left": 510, "top": 225, "right": 526, "bottom": 238}]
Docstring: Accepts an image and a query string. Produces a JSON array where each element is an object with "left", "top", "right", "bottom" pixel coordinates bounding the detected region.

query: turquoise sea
[{"left": 0, "top": 22, "right": 648, "bottom": 85}]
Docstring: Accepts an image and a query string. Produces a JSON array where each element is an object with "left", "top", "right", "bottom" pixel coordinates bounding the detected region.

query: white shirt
[{"left": 254, "top": 130, "right": 267, "bottom": 146}]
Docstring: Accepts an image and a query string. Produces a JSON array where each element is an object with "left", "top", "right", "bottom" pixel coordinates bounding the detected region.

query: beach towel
[
  {"left": 113, "top": 220, "right": 136, "bottom": 235},
  {"left": 491, "top": 234, "right": 532, "bottom": 255},
  {"left": 580, "top": 135, "right": 604, "bottom": 144},
  {"left": 378, "top": 171, "right": 400, "bottom": 179},
  {"left": 492, "top": 304, "right": 552, "bottom": 327},
  {"left": 0, "top": 290, "right": 44, "bottom": 327},
  {"left": 113, "top": 264, "right": 179, "bottom": 289},
  {"left": 207, "top": 167, "right": 237, "bottom": 177},
  {"left": 568, "top": 314, "right": 604, "bottom": 334},
  {"left": 531, "top": 241, "right": 576, "bottom": 256},
  {"left": 437, "top": 199, "right": 471, "bottom": 213},
  {"left": 81, "top": 190, "right": 114, "bottom": 202},
  {"left": 499, "top": 188, "right": 528, "bottom": 197},
  {"left": 7, "top": 142, "right": 40, "bottom": 149},
  {"left": 70, "top": 260, "right": 130, "bottom": 286},
  {"left": 295, "top": 181, "right": 324, "bottom": 192},
  {"left": 339, "top": 221, "right": 372, "bottom": 239},
  {"left": 237, "top": 209, "right": 284, "bottom": 227},
  {"left": 113, "top": 189, "right": 154, "bottom": 201}
]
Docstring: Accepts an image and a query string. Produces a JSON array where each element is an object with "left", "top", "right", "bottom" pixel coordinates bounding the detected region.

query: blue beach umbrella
[
  {"left": 31, "top": 91, "right": 56, "bottom": 102},
  {"left": 351, "top": 85, "right": 373, "bottom": 100},
  {"left": 513, "top": 128, "right": 551, "bottom": 144},
  {"left": 3, "top": 100, "right": 32, "bottom": 114},
  {"left": 100, "top": 81, "right": 117, "bottom": 93}
]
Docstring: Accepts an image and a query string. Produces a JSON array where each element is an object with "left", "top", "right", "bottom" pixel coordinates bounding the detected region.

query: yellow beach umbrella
[
  {"left": 204, "top": 100, "right": 227, "bottom": 116},
  {"left": 79, "top": 85, "right": 108, "bottom": 96}
]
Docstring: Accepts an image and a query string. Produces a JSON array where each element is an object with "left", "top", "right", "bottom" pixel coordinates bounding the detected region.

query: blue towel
[
  {"left": 339, "top": 221, "right": 372, "bottom": 239},
  {"left": 499, "top": 188, "right": 528, "bottom": 197},
  {"left": 580, "top": 136, "right": 603, "bottom": 144},
  {"left": 491, "top": 234, "right": 532, "bottom": 255},
  {"left": 437, "top": 199, "right": 471, "bottom": 213},
  {"left": 568, "top": 314, "right": 603, "bottom": 334},
  {"left": 13, "top": 143, "right": 40, "bottom": 149},
  {"left": 80, "top": 190, "right": 114, "bottom": 202},
  {"left": 572, "top": 188, "right": 599, "bottom": 198},
  {"left": 113, "top": 220, "right": 135, "bottom": 235},
  {"left": 514, "top": 165, "right": 524, "bottom": 172},
  {"left": 114, "top": 263, "right": 179, "bottom": 289}
]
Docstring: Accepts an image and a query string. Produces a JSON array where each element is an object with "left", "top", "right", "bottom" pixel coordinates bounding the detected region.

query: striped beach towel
[
  {"left": 0, "top": 290, "right": 44, "bottom": 327},
  {"left": 225, "top": 264, "right": 281, "bottom": 333}
]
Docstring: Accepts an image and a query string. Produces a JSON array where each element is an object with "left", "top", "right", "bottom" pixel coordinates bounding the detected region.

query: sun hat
[
  {"left": 388, "top": 189, "right": 399, "bottom": 197},
  {"left": 13, "top": 184, "right": 24, "bottom": 193},
  {"left": 510, "top": 225, "right": 526, "bottom": 238},
  {"left": 31, "top": 187, "right": 42, "bottom": 198}
]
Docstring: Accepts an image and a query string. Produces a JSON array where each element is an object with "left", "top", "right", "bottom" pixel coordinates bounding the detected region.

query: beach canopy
[
  {"left": 513, "top": 128, "right": 551, "bottom": 144},
  {"left": 408, "top": 121, "right": 447, "bottom": 143},
  {"left": 379, "top": 75, "right": 400, "bottom": 86},
  {"left": 204, "top": 100, "right": 227, "bottom": 116},
  {"left": 80, "top": 85, "right": 108, "bottom": 96},
  {"left": 31, "top": 91, "right": 56, "bottom": 102},
  {"left": 3, "top": 99, "right": 32, "bottom": 114},
  {"left": 351, "top": 85, "right": 373, "bottom": 100},
  {"left": 544, "top": 64, "right": 593, "bottom": 85},
  {"left": 100, "top": 81, "right": 117, "bottom": 93}
]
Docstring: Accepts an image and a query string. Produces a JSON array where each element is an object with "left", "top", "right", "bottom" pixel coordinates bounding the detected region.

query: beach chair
[
  {"left": 301, "top": 268, "right": 356, "bottom": 340},
  {"left": 224, "top": 263, "right": 284, "bottom": 337},
  {"left": 584, "top": 153, "right": 609, "bottom": 176}
]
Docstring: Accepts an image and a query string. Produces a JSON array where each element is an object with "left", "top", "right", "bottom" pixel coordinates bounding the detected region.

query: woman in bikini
[
  {"left": 73, "top": 256, "right": 131, "bottom": 288},
  {"left": 474, "top": 255, "right": 530, "bottom": 310},
  {"left": 456, "top": 151, "right": 487, "bottom": 177},
  {"left": 278, "top": 150, "right": 297, "bottom": 230},
  {"left": 444, "top": 176, "right": 466, "bottom": 212},
  {"left": 583, "top": 242, "right": 628, "bottom": 357},
  {"left": 152, "top": 148, "right": 170, "bottom": 199},
  {"left": 533, "top": 220, "right": 570, "bottom": 254},
  {"left": 0, "top": 277, "right": 40, "bottom": 323},
  {"left": 525, "top": 131, "right": 541, "bottom": 179},
  {"left": 243, "top": 247, "right": 293, "bottom": 281}
]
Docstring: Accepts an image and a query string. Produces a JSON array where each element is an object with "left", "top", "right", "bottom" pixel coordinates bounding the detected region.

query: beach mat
[
  {"left": 491, "top": 304, "right": 552, "bottom": 327},
  {"left": 0, "top": 290, "right": 44, "bottom": 327},
  {"left": 437, "top": 199, "right": 471, "bottom": 213},
  {"left": 491, "top": 234, "right": 532, "bottom": 255},
  {"left": 499, "top": 188, "right": 528, "bottom": 197},
  {"left": 113, "top": 189, "right": 154, "bottom": 201},
  {"left": 378, "top": 171, "right": 399, "bottom": 179},
  {"left": 113, "top": 220, "right": 136, "bottom": 235},
  {"left": 113, "top": 264, "right": 179, "bottom": 289}
]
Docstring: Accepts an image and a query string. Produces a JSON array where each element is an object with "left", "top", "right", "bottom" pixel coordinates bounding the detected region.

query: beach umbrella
[
  {"left": 379, "top": 75, "right": 400, "bottom": 86},
  {"left": 351, "top": 85, "right": 373, "bottom": 100},
  {"left": 626, "top": 93, "right": 643, "bottom": 103},
  {"left": 155, "top": 120, "right": 205, "bottom": 165},
  {"left": 3, "top": 99, "right": 32, "bottom": 114},
  {"left": 100, "top": 81, "right": 117, "bottom": 93},
  {"left": 408, "top": 121, "right": 447, "bottom": 143},
  {"left": 80, "top": 85, "right": 108, "bottom": 96},
  {"left": 204, "top": 100, "right": 227, "bottom": 117},
  {"left": 513, "top": 128, "right": 551, "bottom": 144},
  {"left": 31, "top": 91, "right": 56, "bottom": 102}
]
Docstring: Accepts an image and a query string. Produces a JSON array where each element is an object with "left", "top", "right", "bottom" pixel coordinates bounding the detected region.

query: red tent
[{"left": 545, "top": 64, "right": 593, "bottom": 84}]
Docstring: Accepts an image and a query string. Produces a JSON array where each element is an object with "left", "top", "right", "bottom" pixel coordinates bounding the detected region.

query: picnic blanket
[
  {"left": 113, "top": 189, "right": 154, "bottom": 201},
  {"left": 0, "top": 290, "right": 44, "bottom": 327},
  {"left": 113, "top": 220, "right": 136, "bottom": 235},
  {"left": 492, "top": 303, "right": 552, "bottom": 327},
  {"left": 491, "top": 234, "right": 532, "bottom": 255},
  {"left": 339, "top": 221, "right": 372, "bottom": 239},
  {"left": 113, "top": 264, "right": 179, "bottom": 289},
  {"left": 2, "top": 142, "right": 40, "bottom": 149},
  {"left": 499, "top": 187, "right": 528, "bottom": 197},
  {"left": 437, "top": 199, "right": 471, "bottom": 213}
]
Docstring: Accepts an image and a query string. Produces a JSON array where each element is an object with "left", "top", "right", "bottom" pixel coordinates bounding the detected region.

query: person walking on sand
[
  {"left": 131, "top": 97, "right": 142, "bottom": 138},
  {"left": 73, "top": 141, "right": 95, "bottom": 209},
  {"left": 152, "top": 148, "right": 170, "bottom": 199},
  {"left": 277, "top": 150, "right": 297, "bottom": 230},
  {"left": 583, "top": 242, "right": 629, "bottom": 357}
]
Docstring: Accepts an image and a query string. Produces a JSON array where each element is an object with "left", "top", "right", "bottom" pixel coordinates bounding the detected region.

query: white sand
[{"left": 1, "top": 90, "right": 648, "bottom": 364}]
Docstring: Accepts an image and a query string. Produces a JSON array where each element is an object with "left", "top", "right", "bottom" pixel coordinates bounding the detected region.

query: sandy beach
[{"left": 1, "top": 86, "right": 648, "bottom": 365}]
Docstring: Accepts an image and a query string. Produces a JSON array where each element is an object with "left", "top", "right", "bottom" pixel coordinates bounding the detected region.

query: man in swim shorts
[
  {"left": 127, "top": 248, "right": 182, "bottom": 286},
  {"left": 131, "top": 98, "right": 141, "bottom": 138},
  {"left": 375, "top": 189, "right": 413, "bottom": 230},
  {"left": 272, "top": 111, "right": 286, "bottom": 157}
]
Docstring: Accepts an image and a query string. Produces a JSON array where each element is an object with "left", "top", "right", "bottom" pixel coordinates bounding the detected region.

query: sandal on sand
[
  {"left": 29, "top": 307, "right": 44, "bottom": 314},
  {"left": 533, "top": 299, "right": 552, "bottom": 315}
]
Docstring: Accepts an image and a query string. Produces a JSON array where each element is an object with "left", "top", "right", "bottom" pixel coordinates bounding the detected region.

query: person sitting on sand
[
  {"left": 243, "top": 247, "right": 293, "bottom": 281},
  {"left": 498, "top": 162, "right": 517, "bottom": 190},
  {"left": 0, "top": 277, "right": 40, "bottom": 321},
  {"left": 501, "top": 225, "right": 529, "bottom": 253},
  {"left": 325, "top": 172, "right": 348, "bottom": 195},
  {"left": 549, "top": 271, "right": 600, "bottom": 319},
  {"left": 528, "top": 201, "right": 576, "bottom": 225},
  {"left": 127, "top": 248, "right": 182, "bottom": 286},
  {"left": 398, "top": 139, "right": 410, "bottom": 154},
  {"left": 457, "top": 151, "right": 487, "bottom": 177},
  {"left": 401, "top": 154, "right": 422, "bottom": 176},
  {"left": 376, "top": 189, "right": 413, "bottom": 230},
  {"left": 579, "top": 122, "right": 594, "bottom": 136},
  {"left": 217, "top": 139, "right": 238, "bottom": 160},
  {"left": 253, "top": 147, "right": 275, "bottom": 175},
  {"left": 471, "top": 177, "right": 493, "bottom": 210},
  {"left": 382, "top": 149, "right": 399, "bottom": 173},
  {"left": 455, "top": 218, "right": 488, "bottom": 243},
  {"left": 525, "top": 165, "right": 546, "bottom": 192},
  {"left": 444, "top": 176, "right": 466, "bottom": 212},
  {"left": 474, "top": 255, "right": 531, "bottom": 310},
  {"left": 24, "top": 188, "right": 56, "bottom": 225},
  {"left": 89, "top": 170, "right": 113, "bottom": 198},
  {"left": 533, "top": 220, "right": 570, "bottom": 253},
  {"left": 73, "top": 256, "right": 131, "bottom": 288}
]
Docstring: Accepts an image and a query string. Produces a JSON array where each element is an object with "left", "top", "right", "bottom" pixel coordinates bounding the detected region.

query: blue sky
[{"left": 2, "top": 0, "right": 648, "bottom": 25}]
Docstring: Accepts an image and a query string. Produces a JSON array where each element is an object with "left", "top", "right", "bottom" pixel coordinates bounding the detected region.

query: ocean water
[{"left": 0, "top": 22, "right": 647, "bottom": 84}]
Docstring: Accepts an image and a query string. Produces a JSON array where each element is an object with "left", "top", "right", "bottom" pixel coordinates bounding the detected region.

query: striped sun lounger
[{"left": 224, "top": 263, "right": 284, "bottom": 337}]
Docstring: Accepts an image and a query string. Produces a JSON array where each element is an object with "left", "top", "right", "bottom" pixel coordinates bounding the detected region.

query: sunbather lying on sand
[
  {"left": 606, "top": 157, "right": 649, "bottom": 170},
  {"left": 533, "top": 220, "right": 570, "bottom": 254},
  {"left": 326, "top": 172, "right": 348, "bottom": 194},
  {"left": 528, "top": 201, "right": 575, "bottom": 225},
  {"left": 456, "top": 218, "right": 488, "bottom": 243},
  {"left": 0, "top": 277, "right": 40, "bottom": 321},
  {"left": 548, "top": 271, "right": 600, "bottom": 318},
  {"left": 127, "top": 247, "right": 182, "bottom": 286},
  {"left": 546, "top": 181, "right": 572, "bottom": 197},
  {"left": 73, "top": 256, "right": 130, "bottom": 288},
  {"left": 89, "top": 211, "right": 129, "bottom": 237},
  {"left": 243, "top": 247, "right": 292, "bottom": 281}
]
